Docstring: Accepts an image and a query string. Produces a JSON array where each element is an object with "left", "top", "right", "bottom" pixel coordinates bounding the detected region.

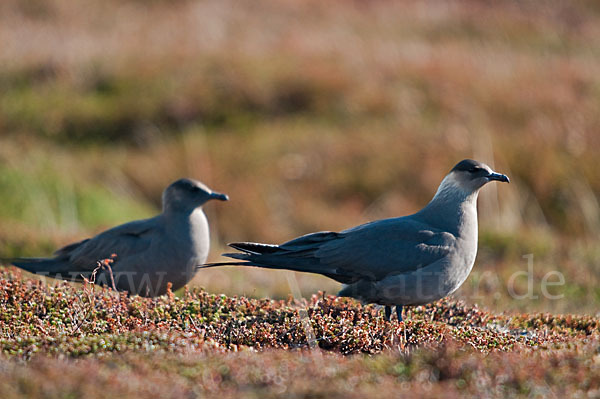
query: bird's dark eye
[
  {"left": 191, "top": 185, "right": 201, "bottom": 192},
  {"left": 469, "top": 167, "right": 481, "bottom": 173}
]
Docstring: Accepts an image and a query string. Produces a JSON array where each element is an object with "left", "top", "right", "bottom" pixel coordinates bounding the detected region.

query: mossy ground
[{"left": 0, "top": 269, "right": 598, "bottom": 398}]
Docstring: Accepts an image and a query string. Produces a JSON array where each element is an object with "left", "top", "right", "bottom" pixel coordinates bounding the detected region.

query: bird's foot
[
  {"left": 384, "top": 305, "right": 392, "bottom": 321},
  {"left": 396, "top": 305, "right": 403, "bottom": 322},
  {"left": 383, "top": 305, "right": 403, "bottom": 322}
]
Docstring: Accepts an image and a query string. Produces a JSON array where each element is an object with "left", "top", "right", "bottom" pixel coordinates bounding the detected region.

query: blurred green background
[{"left": 1, "top": 0, "right": 599, "bottom": 315}]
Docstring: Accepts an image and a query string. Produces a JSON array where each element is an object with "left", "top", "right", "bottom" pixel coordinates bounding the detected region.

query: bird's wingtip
[{"left": 197, "top": 259, "right": 251, "bottom": 269}]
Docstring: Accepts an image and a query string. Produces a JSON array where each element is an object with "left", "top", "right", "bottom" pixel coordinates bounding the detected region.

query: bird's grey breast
[
  {"left": 442, "top": 201, "right": 479, "bottom": 293},
  {"left": 184, "top": 208, "right": 211, "bottom": 261}
]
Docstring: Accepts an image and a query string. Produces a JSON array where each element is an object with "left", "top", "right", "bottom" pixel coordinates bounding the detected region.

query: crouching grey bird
[
  {"left": 202, "top": 159, "right": 508, "bottom": 321},
  {"left": 10, "top": 178, "right": 228, "bottom": 296}
]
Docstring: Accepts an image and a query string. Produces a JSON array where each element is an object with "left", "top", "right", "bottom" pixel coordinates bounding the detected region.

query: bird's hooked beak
[
  {"left": 487, "top": 172, "right": 510, "bottom": 183},
  {"left": 210, "top": 192, "right": 229, "bottom": 201}
]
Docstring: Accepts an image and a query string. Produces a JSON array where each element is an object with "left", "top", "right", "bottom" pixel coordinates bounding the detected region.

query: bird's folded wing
[
  {"left": 315, "top": 217, "right": 455, "bottom": 280},
  {"left": 278, "top": 231, "right": 341, "bottom": 254},
  {"left": 58, "top": 217, "right": 157, "bottom": 271}
]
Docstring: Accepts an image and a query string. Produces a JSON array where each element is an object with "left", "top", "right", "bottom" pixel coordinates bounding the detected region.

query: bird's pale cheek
[{"left": 477, "top": 177, "right": 492, "bottom": 186}]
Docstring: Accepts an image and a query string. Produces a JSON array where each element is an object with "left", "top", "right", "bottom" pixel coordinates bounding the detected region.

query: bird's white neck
[
  {"left": 432, "top": 174, "right": 479, "bottom": 205},
  {"left": 416, "top": 173, "right": 479, "bottom": 235}
]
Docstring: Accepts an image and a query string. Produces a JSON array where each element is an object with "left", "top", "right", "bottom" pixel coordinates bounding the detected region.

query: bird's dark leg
[
  {"left": 384, "top": 306, "right": 392, "bottom": 321},
  {"left": 396, "top": 305, "right": 403, "bottom": 322}
]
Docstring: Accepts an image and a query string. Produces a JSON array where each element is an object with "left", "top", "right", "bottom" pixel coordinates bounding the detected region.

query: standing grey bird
[
  {"left": 202, "top": 159, "right": 508, "bottom": 321},
  {"left": 10, "top": 178, "right": 228, "bottom": 296}
]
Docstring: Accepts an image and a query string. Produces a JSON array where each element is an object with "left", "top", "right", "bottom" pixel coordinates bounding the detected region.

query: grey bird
[
  {"left": 10, "top": 178, "right": 228, "bottom": 296},
  {"left": 202, "top": 159, "right": 508, "bottom": 321}
]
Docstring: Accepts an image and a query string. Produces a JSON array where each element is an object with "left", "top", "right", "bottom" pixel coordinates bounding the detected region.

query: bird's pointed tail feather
[
  {"left": 197, "top": 241, "right": 358, "bottom": 284},
  {"left": 7, "top": 258, "right": 85, "bottom": 281}
]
